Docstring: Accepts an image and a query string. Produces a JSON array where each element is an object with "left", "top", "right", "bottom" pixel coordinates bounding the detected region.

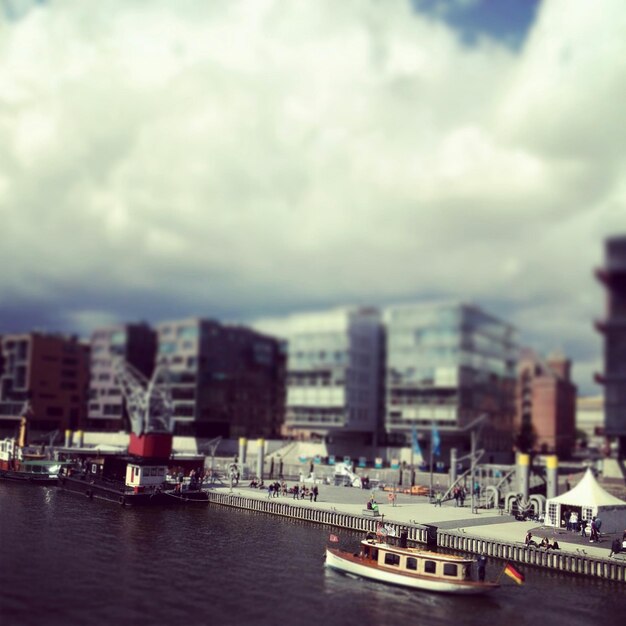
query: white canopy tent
[{"left": 545, "top": 468, "right": 626, "bottom": 533}]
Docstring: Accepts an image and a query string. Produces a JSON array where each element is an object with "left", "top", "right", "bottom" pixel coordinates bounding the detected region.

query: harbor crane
[{"left": 112, "top": 360, "right": 174, "bottom": 437}]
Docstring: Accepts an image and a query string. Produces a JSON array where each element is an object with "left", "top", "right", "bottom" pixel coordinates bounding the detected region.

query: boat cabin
[
  {"left": 0, "top": 439, "right": 17, "bottom": 469},
  {"left": 360, "top": 539, "right": 472, "bottom": 581},
  {"left": 125, "top": 463, "right": 168, "bottom": 490}
]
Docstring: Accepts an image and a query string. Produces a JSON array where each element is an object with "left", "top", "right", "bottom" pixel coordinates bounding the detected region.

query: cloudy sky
[{"left": 1, "top": 0, "right": 624, "bottom": 394}]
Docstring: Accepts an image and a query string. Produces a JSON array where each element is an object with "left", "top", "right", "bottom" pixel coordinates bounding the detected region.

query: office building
[
  {"left": 0, "top": 333, "right": 89, "bottom": 435},
  {"left": 156, "top": 318, "right": 285, "bottom": 438},
  {"left": 576, "top": 395, "right": 605, "bottom": 453},
  {"left": 384, "top": 302, "right": 517, "bottom": 461},
  {"left": 595, "top": 235, "right": 626, "bottom": 457},
  {"left": 254, "top": 307, "right": 384, "bottom": 443},
  {"left": 87, "top": 323, "right": 157, "bottom": 431},
  {"left": 515, "top": 349, "right": 577, "bottom": 458}
]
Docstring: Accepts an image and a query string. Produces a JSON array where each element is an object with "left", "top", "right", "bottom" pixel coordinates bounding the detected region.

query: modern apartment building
[
  {"left": 87, "top": 323, "right": 157, "bottom": 431},
  {"left": 155, "top": 318, "right": 285, "bottom": 438},
  {"left": 595, "top": 235, "right": 626, "bottom": 457},
  {"left": 0, "top": 333, "right": 89, "bottom": 435},
  {"left": 254, "top": 307, "right": 384, "bottom": 444},
  {"left": 515, "top": 349, "right": 577, "bottom": 458},
  {"left": 384, "top": 302, "right": 517, "bottom": 461}
]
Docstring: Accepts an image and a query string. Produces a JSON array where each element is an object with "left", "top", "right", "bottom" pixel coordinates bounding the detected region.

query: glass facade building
[
  {"left": 384, "top": 303, "right": 517, "bottom": 455},
  {"left": 255, "top": 308, "right": 383, "bottom": 442}
]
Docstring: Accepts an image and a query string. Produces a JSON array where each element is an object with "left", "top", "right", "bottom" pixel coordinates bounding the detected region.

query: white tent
[{"left": 544, "top": 468, "right": 626, "bottom": 533}]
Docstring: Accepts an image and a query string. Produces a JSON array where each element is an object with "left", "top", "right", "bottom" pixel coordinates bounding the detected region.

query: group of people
[
  {"left": 525, "top": 531, "right": 560, "bottom": 551},
  {"left": 452, "top": 485, "right": 467, "bottom": 507},
  {"left": 174, "top": 468, "right": 205, "bottom": 493},
  {"left": 247, "top": 479, "right": 320, "bottom": 502},
  {"left": 567, "top": 512, "right": 603, "bottom": 542}
]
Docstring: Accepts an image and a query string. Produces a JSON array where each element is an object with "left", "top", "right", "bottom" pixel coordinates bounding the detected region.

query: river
[{"left": 1, "top": 482, "right": 625, "bottom": 626}]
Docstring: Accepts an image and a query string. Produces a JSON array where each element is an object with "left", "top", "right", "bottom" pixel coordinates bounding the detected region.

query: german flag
[{"left": 504, "top": 562, "right": 525, "bottom": 585}]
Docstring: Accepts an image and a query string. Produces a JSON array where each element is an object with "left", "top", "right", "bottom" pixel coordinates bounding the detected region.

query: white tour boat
[{"left": 325, "top": 537, "right": 499, "bottom": 595}]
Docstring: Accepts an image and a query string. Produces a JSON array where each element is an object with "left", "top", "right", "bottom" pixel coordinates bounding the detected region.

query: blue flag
[
  {"left": 432, "top": 423, "right": 441, "bottom": 457},
  {"left": 412, "top": 425, "right": 423, "bottom": 461}
]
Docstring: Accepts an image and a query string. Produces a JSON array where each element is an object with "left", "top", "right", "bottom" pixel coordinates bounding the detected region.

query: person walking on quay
[
  {"left": 293, "top": 484, "right": 299, "bottom": 500},
  {"left": 387, "top": 491, "right": 397, "bottom": 507},
  {"left": 609, "top": 537, "right": 622, "bottom": 558},
  {"left": 580, "top": 519, "right": 588, "bottom": 538},
  {"left": 459, "top": 487, "right": 466, "bottom": 507},
  {"left": 590, "top": 517, "right": 599, "bottom": 543},
  {"left": 312, "top": 485, "right": 319, "bottom": 502}
]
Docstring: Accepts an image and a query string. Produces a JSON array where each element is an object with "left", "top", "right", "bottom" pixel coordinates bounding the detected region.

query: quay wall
[{"left": 205, "top": 492, "right": 626, "bottom": 583}]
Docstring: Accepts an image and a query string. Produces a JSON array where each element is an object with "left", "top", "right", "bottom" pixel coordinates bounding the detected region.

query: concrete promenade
[{"left": 208, "top": 481, "right": 625, "bottom": 563}]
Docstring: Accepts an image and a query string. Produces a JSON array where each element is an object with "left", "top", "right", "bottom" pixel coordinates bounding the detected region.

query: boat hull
[
  {"left": 57, "top": 475, "right": 209, "bottom": 507},
  {"left": 0, "top": 469, "right": 58, "bottom": 485},
  {"left": 325, "top": 549, "right": 498, "bottom": 595}
]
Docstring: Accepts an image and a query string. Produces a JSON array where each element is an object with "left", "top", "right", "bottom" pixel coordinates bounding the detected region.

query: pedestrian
[
  {"left": 477, "top": 554, "right": 487, "bottom": 582},
  {"left": 459, "top": 487, "right": 466, "bottom": 507},
  {"left": 313, "top": 485, "right": 319, "bottom": 502},
  {"left": 293, "top": 484, "right": 299, "bottom": 500},
  {"left": 580, "top": 519, "right": 588, "bottom": 538},
  {"left": 609, "top": 537, "right": 621, "bottom": 558},
  {"left": 590, "top": 517, "right": 599, "bottom": 543}
]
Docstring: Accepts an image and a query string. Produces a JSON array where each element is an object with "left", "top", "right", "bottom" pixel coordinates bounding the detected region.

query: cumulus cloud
[{"left": 0, "top": 0, "right": 624, "bottom": 393}]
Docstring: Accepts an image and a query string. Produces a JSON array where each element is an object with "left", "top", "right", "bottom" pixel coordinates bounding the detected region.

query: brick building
[
  {"left": 0, "top": 333, "right": 90, "bottom": 437},
  {"left": 515, "top": 349, "right": 577, "bottom": 458}
]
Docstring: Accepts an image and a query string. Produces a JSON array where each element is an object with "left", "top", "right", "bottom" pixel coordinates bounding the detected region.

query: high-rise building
[
  {"left": 155, "top": 318, "right": 285, "bottom": 438},
  {"left": 384, "top": 302, "right": 517, "bottom": 461},
  {"left": 87, "top": 323, "right": 157, "bottom": 431},
  {"left": 595, "top": 235, "right": 626, "bottom": 457},
  {"left": 254, "top": 307, "right": 384, "bottom": 444},
  {"left": 515, "top": 349, "right": 577, "bottom": 458},
  {"left": 0, "top": 333, "right": 89, "bottom": 435}
]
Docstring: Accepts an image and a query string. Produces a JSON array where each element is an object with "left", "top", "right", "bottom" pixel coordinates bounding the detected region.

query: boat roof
[
  {"left": 361, "top": 538, "right": 474, "bottom": 563},
  {"left": 20, "top": 459, "right": 72, "bottom": 466}
]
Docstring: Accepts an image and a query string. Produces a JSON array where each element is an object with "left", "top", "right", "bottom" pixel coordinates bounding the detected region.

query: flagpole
[
  {"left": 496, "top": 562, "right": 508, "bottom": 584},
  {"left": 410, "top": 422, "right": 414, "bottom": 486},
  {"left": 429, "top": 420, "right": 434, "bottom": 501}
]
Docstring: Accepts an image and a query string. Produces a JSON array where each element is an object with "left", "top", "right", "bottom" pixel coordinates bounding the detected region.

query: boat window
[
  {"left": 384, "top": 553, "right": 401, "bottom": 567},
  {"left": 424, "top": 560, "right": 437, "bottom": 574},
  {"left": 443, "top": 563, "right": 458, "bottom": 577},
  {"left": 406, "top": 557, "right": 418, "bottom": 571}
]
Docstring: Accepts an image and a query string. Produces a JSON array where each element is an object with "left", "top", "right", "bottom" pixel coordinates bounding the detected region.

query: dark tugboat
[{"left": 57, "top": 361, "right": 208, "bottom": 507}]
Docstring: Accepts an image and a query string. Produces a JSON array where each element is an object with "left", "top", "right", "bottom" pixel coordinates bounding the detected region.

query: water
[{"left": 1, "top": 482, "right": 625, "bottom": 626}]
